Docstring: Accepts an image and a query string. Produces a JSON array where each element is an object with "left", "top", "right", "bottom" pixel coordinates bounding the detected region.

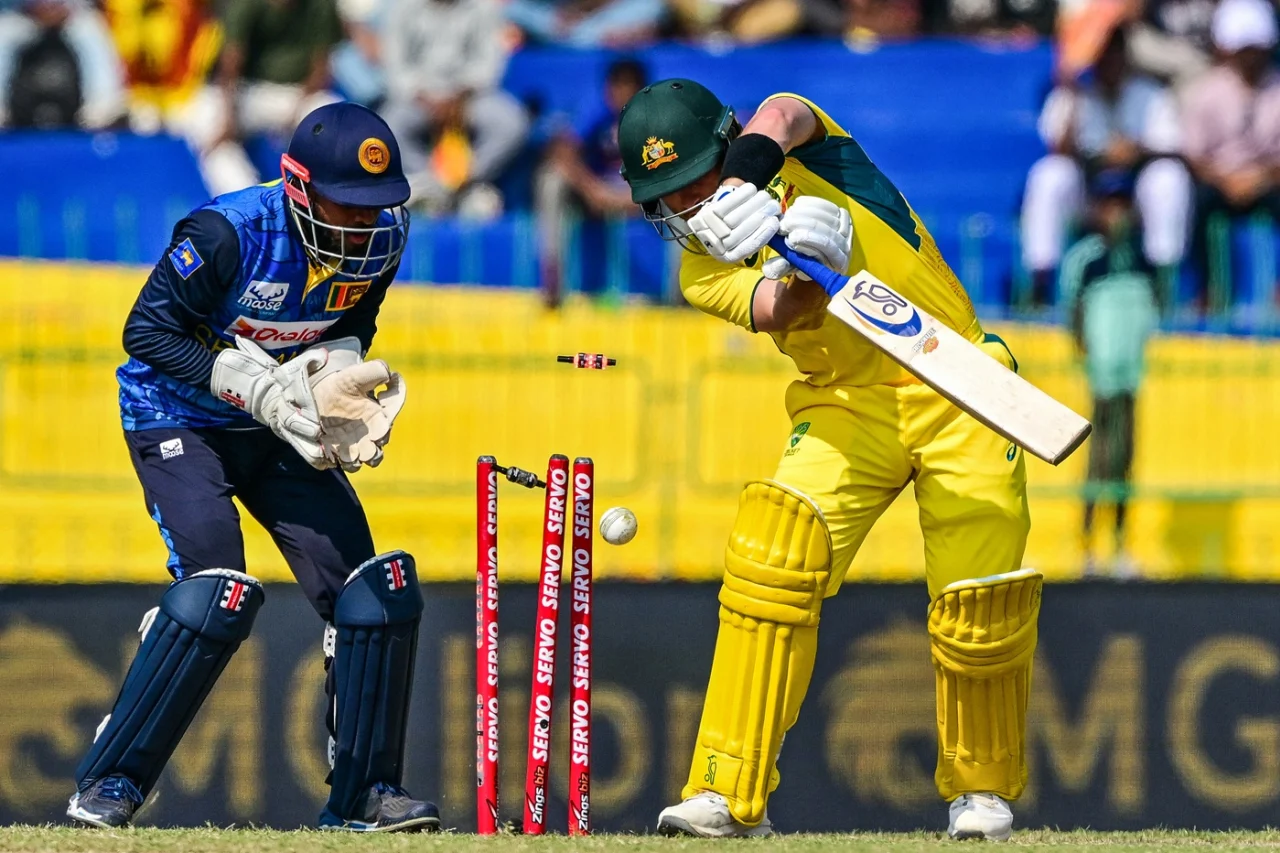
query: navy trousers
[{"left": 125, "top": 426, "right": 376, "bottom": 623}]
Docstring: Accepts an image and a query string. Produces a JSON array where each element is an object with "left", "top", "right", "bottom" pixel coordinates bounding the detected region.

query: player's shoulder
[
  {"left": 200, "top": 182, "right": 291, "bottom": 236},
  {"left": 758, "top": 92, "right": 850, "bottom": 140}
]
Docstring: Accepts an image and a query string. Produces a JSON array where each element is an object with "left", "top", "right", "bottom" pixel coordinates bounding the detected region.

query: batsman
[{"left": 618, "top": 80, "right": 1039, "bottom": 841}]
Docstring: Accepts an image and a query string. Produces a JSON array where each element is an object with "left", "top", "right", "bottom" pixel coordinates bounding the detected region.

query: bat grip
[{"left": 767, "top": 236, "right": 850, "bottom": 297}]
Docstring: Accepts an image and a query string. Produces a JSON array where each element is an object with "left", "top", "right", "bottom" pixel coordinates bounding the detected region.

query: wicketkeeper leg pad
[
  {"left": 685, "top": 480, "right": 832, "bottom": 826},
  {"left": 75, "top": 569, "right": 263, "bottom": 796},
  {"left": 930, "top": 568, "right": 1042, "bottom": 801},
  {"left": 325, "top": 550, "right": 424, "bottom": 821}
]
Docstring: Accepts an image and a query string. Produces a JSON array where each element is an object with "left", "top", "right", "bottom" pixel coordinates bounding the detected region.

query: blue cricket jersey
[{"left": 118, "top": 183, "right": 399, "bottom": 430}]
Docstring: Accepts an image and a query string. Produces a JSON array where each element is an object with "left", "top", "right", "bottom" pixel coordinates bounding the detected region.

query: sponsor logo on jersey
[
  {"left": 843, "top": 280, "right": 923, "bottom": 337},
  {"left": 237, "top": 280, "right": 290, "bottom": 312},
  {"left": 224, "top": 316, "right": 337, "bottom": 350},
  {"left": 327, "top": 281, "right": 370, "bottom": 312},
  {"left": 168, "top": 238, "right": 204, "bottom": 279}
]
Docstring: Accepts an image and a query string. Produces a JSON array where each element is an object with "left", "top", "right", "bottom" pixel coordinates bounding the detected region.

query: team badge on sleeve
[{"left": 169, "top": 238, "right": 205, "bottom": 279}]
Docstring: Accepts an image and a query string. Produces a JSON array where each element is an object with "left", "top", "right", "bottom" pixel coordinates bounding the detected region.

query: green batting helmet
[{"left": 618, "top": 79, "right": 737, "bottom": 205}]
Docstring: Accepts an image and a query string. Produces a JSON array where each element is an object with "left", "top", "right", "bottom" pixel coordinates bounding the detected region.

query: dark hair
[
  {"left": 606, "top": 58, "right": 649, "bottom": 89},
  {"left": 1099, "top": 24, "right": 1128, "bottom": 60}
]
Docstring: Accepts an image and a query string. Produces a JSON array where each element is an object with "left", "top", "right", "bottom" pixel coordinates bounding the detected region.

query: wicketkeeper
[
  {"left": 68, "top": 102, "right": 437, "bottom": 832},
  {"left": 618, "top": 80, "right": 1040, "bottom": 841}
]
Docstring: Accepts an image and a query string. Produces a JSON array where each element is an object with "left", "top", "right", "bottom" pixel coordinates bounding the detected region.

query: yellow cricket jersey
[{"left": 680, "top": 94, "right": 981, "bottom": 392}]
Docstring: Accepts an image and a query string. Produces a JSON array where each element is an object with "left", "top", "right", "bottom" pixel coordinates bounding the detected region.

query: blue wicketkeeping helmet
[{"left": 281, "top": 102, "right": 411, "bottom": 280}]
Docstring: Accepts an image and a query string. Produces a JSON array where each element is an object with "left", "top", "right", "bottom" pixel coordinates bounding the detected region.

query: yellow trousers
[
  {"left": 684, "top": 337, "right": 1034, "bottom": 820},
  {"left": 777, "top": 338, "right": 1030, "bottom": 600}
]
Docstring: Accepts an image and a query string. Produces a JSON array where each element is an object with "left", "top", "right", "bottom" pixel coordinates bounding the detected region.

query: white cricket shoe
[
  {"left": 656, "top": 792, "right": 773, "bottom": 838},
  {"left": 948, "top": 793, "right": 1013, "bottom": 841}
]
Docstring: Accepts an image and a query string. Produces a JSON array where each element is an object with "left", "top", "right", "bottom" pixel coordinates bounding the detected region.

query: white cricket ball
[{"left": 599, "top": 507, "right": 638, "bottom": 546}]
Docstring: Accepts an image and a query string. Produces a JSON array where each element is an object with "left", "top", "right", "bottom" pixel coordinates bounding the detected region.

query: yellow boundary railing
[{"left": 4, "top": 259, "right": 1280, "bottom": 582}]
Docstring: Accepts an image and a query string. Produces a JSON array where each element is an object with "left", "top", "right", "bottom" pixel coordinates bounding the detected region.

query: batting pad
[
  {"left": 325, "top": 550, "right": 424, "bottom": 821},
  {"left": 75, "top": 569, "right": 264, "bottom": 795},
  {"left": 929, "top": 567, "right": 1042, "bottom": 801},
  {"left": 685, "top": 480, "right": 832, "bottom": 826}
]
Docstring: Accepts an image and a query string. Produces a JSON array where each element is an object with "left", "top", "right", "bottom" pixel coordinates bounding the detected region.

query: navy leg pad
[
  {"left": 75, "top": 569, "right": 264, "bottom": 795},
  {"left": 326, "top": 550, "right": 424, "bottom": 820}
]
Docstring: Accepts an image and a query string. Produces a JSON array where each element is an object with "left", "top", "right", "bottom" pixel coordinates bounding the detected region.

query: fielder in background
[
  {"left": 1063, "top": 169, "right": 1159, "bottom": 579},
  {"left": 618, "top": 80, "right": 1040, "bottom": 841},
  {"left": 67, "top": 102, "right": 435, "bottom": 833}
]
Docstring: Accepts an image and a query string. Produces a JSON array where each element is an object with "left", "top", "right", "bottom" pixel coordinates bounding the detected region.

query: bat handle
[{"left": 766, "top": 236, "right": 849, "bottom": 298}]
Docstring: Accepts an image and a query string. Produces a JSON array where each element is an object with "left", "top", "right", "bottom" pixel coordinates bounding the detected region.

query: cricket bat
[{"left": 767, "top": 237, "right": 1091, "bottom": 465}]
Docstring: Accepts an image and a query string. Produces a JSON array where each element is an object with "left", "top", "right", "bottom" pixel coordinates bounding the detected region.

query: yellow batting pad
[
  {"left": 685, "top": 481, "right": 832, "bottom": 825},
  {"left": 929, "top": 568, "right": 1042, "bottom": 801}
]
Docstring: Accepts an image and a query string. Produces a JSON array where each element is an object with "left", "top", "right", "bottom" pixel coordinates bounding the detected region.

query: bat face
[
  {"left": 842, "top": 279, "right": 923, "bottom": 337},
  {"left": 827, "top": 271, "right": 1092, "bottom": 465}
]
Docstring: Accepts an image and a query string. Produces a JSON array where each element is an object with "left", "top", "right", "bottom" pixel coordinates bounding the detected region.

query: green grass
[{"left": 4, "top": 827, "right": 1280, "bottom": 853}]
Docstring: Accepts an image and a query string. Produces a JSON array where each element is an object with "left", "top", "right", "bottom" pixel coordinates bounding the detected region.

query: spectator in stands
[
  {"left": 924, "top": 0, "right": 1052, "bottom": 36},
  {"left": 505, "top": 0, "right": 664, "bottom": 46},
  {"left": 842, "top": 0, "right": 920, "bottom": 38},
  {"left": 1064, "top": 169, "right": 1158, "bottom": 579},
  {"left": 1128, "top": 0, "right": 1217, "bottom": 89},
  {"left": 0, "top": 0, "right": 126, "bottom": 129},
  {"left": 670, "top": 0, "right": 912, "bottom": 42},
  {"left": 330, "top": 0, "right": 386, "bottom": 107},
  {"left": 104, "top": 0, "right": 220, "bottom": 135},
  {"left": 535, "top": 58, "right": 644, "bottom": 308},
  {"left": 1021, "top": 25, "right": 1190, "bottom": 306},
  {"left": 380, "top": 0, "right": 529, "bottom": 220},
  {"left": 1183, "top": 0, "right": 1280, "bottom": 311},
  {"left": 178, "top": 0, "right": 342, "bottom": 196}
]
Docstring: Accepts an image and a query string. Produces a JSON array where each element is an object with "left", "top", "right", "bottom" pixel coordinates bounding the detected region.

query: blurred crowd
[
  {"left": 1027, "top": 0, "right": 1280, "bottom": 317},
  {"left": 0, "top": 0, "right": 1058, "bottom": 205}
]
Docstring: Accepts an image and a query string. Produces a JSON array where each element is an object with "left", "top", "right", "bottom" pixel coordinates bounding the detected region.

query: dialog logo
[{"left": 224, "top": 316, "right": 336, "bottom": 350}]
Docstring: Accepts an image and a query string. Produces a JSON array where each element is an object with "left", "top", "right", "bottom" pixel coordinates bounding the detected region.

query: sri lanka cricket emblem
[
  {"left": 642, "top": 137, "right": 678, "bottom": 170},
  {"left": 359, "top": 138, "right": 390, "bottom": 174}
]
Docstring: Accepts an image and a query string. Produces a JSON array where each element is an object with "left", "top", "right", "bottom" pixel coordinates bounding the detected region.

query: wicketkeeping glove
[
  {"left": 307, "top": 342, "right": 407, "bottom": 473},
  {"left": 688, "top": 182, "right": 782, "bottom": 264},
  {"left": 210, "top": 336, "right": 330, "bottom": 469},
  {"left": 761, "top": 195, "right": 853, "bottom": 281}
]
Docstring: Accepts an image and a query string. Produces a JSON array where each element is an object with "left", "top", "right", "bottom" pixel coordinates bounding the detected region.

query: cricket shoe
[
  {"left": 948, "top": 793, "right": 1013, "bottom": 841},
  {"left": 67, "top": 775, "right": 144, "bottom": 828},
  {"left": 657, "top": 791, "right": 773, "bottom": 838},
  {"left": 319, "top": 782, "right": 441, "bottom": 832}
]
